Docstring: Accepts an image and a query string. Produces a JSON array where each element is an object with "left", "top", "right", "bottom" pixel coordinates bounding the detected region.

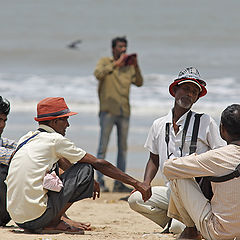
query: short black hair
[
  {"left": 112, "top": 36, "right": 127, "bottom": 48},
  {"left": 38, "top": 120, "right": 51, "bottom": 125},
  {"left": 221, "top": 104, "right": 240, "bottom": 140},
  {"left": 0, "top": 96, "right": 10, "bottom": 115}
]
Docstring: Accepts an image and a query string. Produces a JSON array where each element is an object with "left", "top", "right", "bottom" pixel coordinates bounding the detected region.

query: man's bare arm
[
  {"left": 143, "top": 152, "right": 159, "bottom": 185},
  {"left": 80, "top": 153, "right": 151, "bottom": 201}
]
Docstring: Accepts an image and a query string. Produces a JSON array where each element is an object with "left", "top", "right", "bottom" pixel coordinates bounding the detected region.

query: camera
[{"left": 124, "top": 53, "right": 137, "bottom": 65}]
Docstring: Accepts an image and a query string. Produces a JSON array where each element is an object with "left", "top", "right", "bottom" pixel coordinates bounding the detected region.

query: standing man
[
  {"left": 0, "top": 96, "right": 17, "bottom": 226},
  {"left": 128, "top": 67, "right": 226, "bottom": 234},
  {"left": 163, "top": 104, "right": 240, "bottom": 240},
  {"left": 94, "top": 36, "right": 143, "bottom": 192},
  {"left": 6, "top": 97, "right": 151, "bottom": 234}
]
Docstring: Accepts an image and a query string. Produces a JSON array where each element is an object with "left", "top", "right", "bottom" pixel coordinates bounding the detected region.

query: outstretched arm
[{"left": 80, "top": 153, "right": 151, "bottom": 201}]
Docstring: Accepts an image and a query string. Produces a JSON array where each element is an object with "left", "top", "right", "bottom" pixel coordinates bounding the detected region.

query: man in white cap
[
  {"left": 128, "top": 67, "right": 225, "bottom": 234},
  {"left": 6, "top": 97, "right": 151, "bottom": 234}
]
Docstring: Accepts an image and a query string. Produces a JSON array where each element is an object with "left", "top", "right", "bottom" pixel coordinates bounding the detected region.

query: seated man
[
  {"left": 163, "top": 104, "right": 240, "bottom": 240},
  {"left": 128, "top": 67, "right": 225, "bottom": 234},
  {"left": 6, "top": 97, "right": 151, "bottom": 234},
  {"left": 0, "top": 96, "right": 17, "bottom": 226}
]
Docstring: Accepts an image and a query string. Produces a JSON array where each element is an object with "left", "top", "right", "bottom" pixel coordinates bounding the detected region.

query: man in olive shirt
[{"left": 94, "top": 36, "right": 143, "bottom": 192}]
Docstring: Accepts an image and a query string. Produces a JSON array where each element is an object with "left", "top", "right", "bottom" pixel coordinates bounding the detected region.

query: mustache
[{"left": 181, "top": 96, "right": 192, "bottom": 101}]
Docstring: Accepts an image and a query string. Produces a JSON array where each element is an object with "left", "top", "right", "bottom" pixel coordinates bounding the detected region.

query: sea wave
[{"left": 0, "top": 72, "right": 238, "bottom": 118}]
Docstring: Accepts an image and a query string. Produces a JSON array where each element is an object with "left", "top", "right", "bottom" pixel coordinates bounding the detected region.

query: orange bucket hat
[
  {"left": 34, "top": 97, "right": 77, "bottom": 122},
  {"left": 169, "top": 67, "right": 207, "bottom": 98}
]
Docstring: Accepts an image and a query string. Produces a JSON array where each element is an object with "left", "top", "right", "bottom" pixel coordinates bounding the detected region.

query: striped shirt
[{"left": 0, "top": 137, "right": 17, "bottom": 166}]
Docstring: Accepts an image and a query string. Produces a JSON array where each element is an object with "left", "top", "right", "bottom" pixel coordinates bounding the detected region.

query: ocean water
[
  {"left": 0, "top": 0, "right": 239, "bottom": 116},
  {"left": 0, "top": 0, "right": 239, "bottom": 177}
]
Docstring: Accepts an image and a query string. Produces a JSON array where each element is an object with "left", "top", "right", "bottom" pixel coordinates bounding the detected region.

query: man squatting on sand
[
  {"left": 6, "top": 97, "right": 151, "bottom": 234},
  {"left": 128, "top": 67, "right": 225, "bottom": 234},
  {"left": 0, "top": 97, "right": 17, "bottom": 227},
  {"left": 164, "top": 104, "right": 240, "bottom": 240}
]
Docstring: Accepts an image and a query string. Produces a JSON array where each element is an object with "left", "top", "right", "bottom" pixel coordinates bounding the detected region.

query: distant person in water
[{"left": 94, "top": 36, "right": 144, "bottom": 192}]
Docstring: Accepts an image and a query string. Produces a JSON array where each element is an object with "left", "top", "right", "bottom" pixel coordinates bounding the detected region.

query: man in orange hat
[
  {"left": 128, "top": 67, "right": 226, "bottom": 234},
  {"left": 6, "top": 97, "right": 151, "bottom": 234}
]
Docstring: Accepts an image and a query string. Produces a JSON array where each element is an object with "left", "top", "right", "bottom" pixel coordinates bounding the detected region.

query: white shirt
[
  {"left": 6, "top": 125, "right": 86, "bottom": 223},
  {"left": 144, "top": 109, "right": 226, "bottom": 183}
]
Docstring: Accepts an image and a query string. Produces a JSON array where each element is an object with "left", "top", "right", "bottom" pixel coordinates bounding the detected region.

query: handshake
[{"left": 123, "top": 53, "right": 137, "bottom": 66}]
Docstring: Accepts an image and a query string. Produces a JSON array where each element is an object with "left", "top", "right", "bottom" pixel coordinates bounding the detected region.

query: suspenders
[
  {"left": 165, "top": 111, "right": 203, "bottom": 158},
  {"left": 163, "top": 112, "right": 203, "bottom": 233}
]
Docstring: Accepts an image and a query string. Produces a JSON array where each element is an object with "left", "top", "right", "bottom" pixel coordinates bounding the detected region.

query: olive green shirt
[{"left": 94, "top": 57, "right": 143, "bottom": 117}]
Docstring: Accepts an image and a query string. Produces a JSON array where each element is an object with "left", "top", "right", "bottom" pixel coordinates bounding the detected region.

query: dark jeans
[
  {"left": 17, "top": 162, "right": 94, "bottom": 231},
  {"left": 0, "top": 164, "right": 11, "bottom": 226}
]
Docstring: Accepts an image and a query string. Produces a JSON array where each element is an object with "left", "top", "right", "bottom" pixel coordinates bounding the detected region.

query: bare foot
[
  {"left": 177, "top": 227, "right": 202, "bottom": 240},
  {"left": 62, "top": 215, "right": 91, "bottom": 231},
  {"left": 42, "top": 220, "right": 84, "bottom": 234}
]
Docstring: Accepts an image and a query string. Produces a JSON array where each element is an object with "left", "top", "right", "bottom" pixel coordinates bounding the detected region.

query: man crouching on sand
[
  {"left": 163, "top": 104, "right": 240, "bottom": 240},
  {"left": 6, "top": 97, "right": 151, "bottom": 234}
]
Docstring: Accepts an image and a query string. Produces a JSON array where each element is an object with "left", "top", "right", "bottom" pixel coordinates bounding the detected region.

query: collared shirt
[
  {"left": 144, "top": 109, "right": 226, "bottom": 183},
  {"left": 94, "top": 57, "right": 143, "bottom": 117},
  {"left": 6, "top": 125, "right": 86, "bottom": 224},
  {"left": 163, "top": 144, "right": 240, "bottom": 239},
  {"left": 0, "top": 137, "right": 17, "bottom": 166}
]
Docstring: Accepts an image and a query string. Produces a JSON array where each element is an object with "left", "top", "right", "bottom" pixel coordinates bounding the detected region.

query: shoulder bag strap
[
  {"left": 165, "top": 123, "right": 171, "bottom": 158},
  {"left": 207, "top": 164, "right": 240, "bottom": 182},
  {"left": 179, "top": 110, "right": 192, "bottom": 157},
  {"left": 189, "top": 113, "right": 203, "bottom": 154},
  {"left": 8, "top": 132, "right": 39, "bottom": 165}
]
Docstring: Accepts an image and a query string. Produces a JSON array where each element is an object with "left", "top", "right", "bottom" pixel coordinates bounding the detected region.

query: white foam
[{"left": 0, "top": 72, "right": 239, "bottom": 118}]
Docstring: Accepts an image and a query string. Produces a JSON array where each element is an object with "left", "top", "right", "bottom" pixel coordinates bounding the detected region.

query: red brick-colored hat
[
  {"left": 34, "top": 97, "right": 77, "bottom": 122},
  {"left": 169, "top": 67, "right": 207, "bottom": 98}
]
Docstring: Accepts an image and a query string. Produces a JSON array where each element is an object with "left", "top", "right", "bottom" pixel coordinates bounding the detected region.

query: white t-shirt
[
  {"left": 144, "top": 109, "right": 226, "bottom": 183},
  {"left": 6, "top": 125, "right": 86, "bottom": 223}
]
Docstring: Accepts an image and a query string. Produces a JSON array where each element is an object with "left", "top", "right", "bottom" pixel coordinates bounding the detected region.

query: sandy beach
[
  {"left": 1, "top": 110, "right": 177, "bottom": 240},
  {"left": 1, "top": 179, "right": 176, "bottom": 240}
]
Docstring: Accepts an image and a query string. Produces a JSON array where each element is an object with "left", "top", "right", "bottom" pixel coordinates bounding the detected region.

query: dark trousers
[
  {"left": 0, "top": 164, "right": 11, "bottom": 226},
  {"left": 17, "top": 162, "right": 94, "bottom": 230}
]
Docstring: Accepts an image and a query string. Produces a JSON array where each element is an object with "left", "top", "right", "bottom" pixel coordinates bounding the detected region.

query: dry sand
[{"left": 0, "top": 180, "right": 177, "bottom": 240}]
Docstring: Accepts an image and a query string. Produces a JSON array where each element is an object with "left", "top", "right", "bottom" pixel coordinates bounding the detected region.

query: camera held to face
[{"left": 124, "top": 53, "right": 137, "bottom": 65}]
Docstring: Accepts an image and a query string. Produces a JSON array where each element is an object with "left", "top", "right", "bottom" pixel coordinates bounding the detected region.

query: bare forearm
[
  {"left": 80, "top": 153, "right": 152, "bottom": 201},
  {"left": 134, "top": 65, "right": 143, "bottom": 87},
  {"left": 143, "top": 153, "right": 159, "bottom": 185},
  {"left": 93, "top": 158, "right": 139, "bottom": 187},
  {"left": 58, "top": 158, "right": 72, "bottom": 171}
]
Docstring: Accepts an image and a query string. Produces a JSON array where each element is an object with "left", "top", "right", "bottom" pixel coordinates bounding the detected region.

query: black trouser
[
  {"left": 17, "top": 162, "right": 94, "bottom": 230},
  {"left": 0, "top": 164, "right": 11, "bottom": 226}
]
